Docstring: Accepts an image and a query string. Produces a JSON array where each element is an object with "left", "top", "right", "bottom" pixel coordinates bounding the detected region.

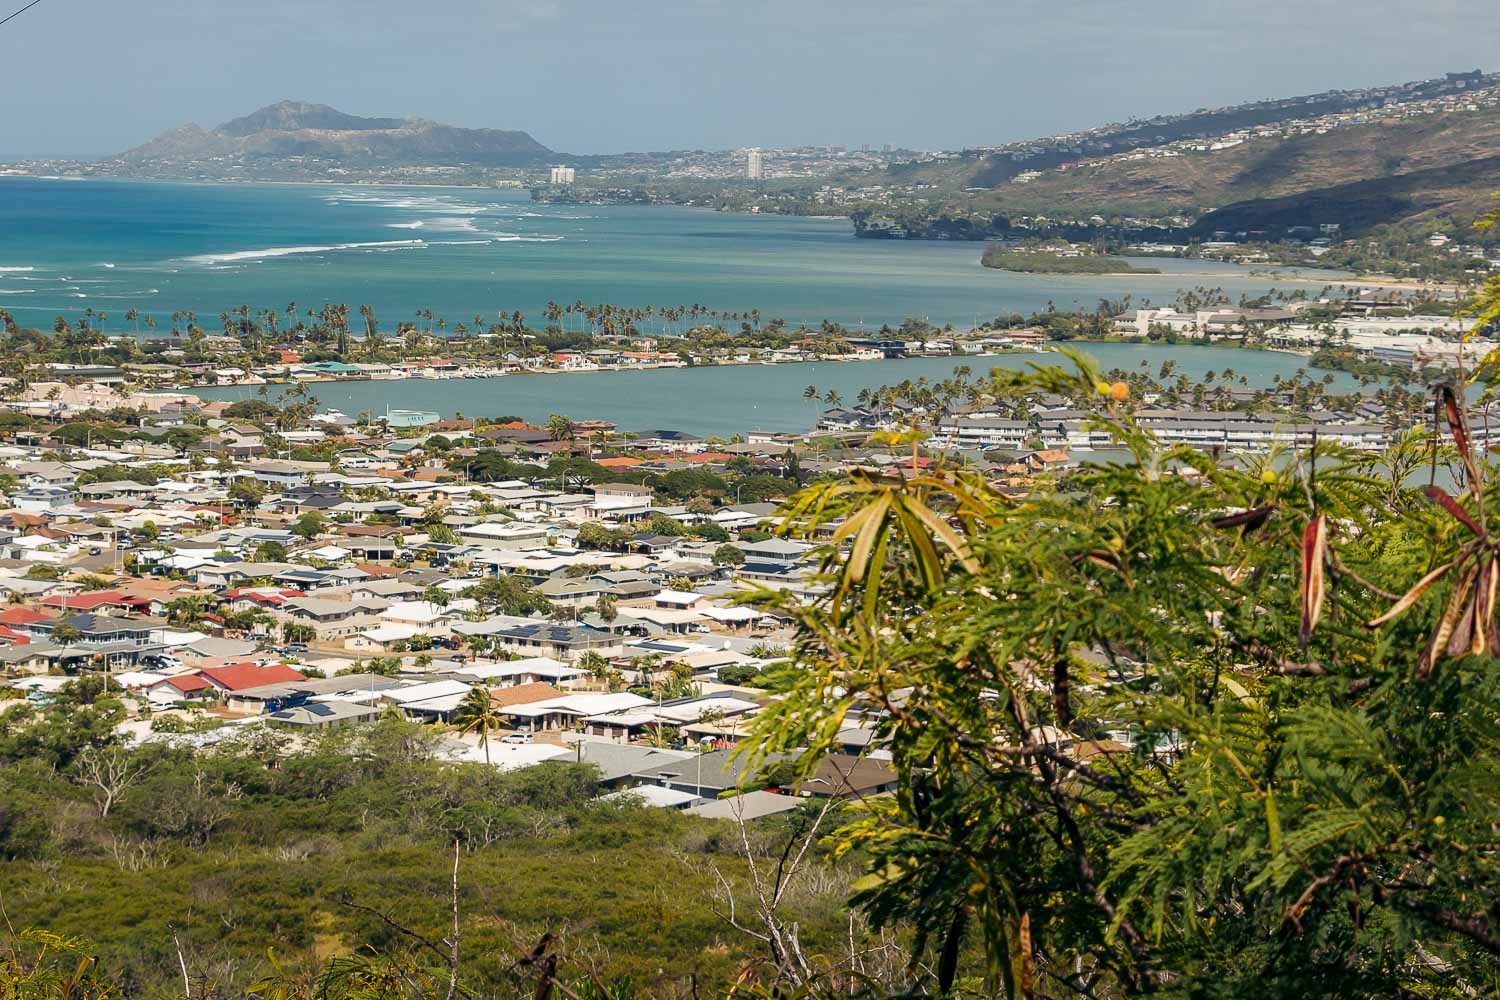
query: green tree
[
  {"left": 712, "top": 543, "right": 746, "bottom": 566},
  {"left": 291, "top": 512, "right": 325, "bottom": 541},
  {"left": 460, "top": 576, "right": 551, "bottom": 617},
  {"left": 545, "top": 413, "right": 575, "bottom": 444},
  {"left": 743, "top": 349, "right": 1500, "bottom": 997},
  {"left": 255, "top": 540, "right": 289, "bottom": 562},
  {"left": 281, "top": 622, "right": 316, "bottom": 645}
]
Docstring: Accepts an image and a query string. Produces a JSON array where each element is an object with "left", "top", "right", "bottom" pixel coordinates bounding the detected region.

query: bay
[
  {"left": 0, "top": 176, "right": 1354, "bottom": 332},
  {"left": 192, "top": 346, "right": 1344, "bottom": 438}
]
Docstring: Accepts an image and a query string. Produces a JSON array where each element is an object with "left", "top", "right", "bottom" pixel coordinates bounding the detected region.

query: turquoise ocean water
[{"left": 0, "top": 176, "right": 1350, "bottom": 330}]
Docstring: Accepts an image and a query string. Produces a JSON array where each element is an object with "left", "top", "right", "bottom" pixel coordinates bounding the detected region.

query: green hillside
[{"left": 856, "top": 104, "right": 1500, "bottom": 240}]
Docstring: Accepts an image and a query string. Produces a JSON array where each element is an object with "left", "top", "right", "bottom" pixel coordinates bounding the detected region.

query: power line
[{"left": 0, "top": 0, "right": 45, "bottom": 29}]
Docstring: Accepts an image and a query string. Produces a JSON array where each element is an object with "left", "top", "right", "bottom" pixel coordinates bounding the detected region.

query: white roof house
[
  {"left": 383, "top": 679, "right": 475, "bottom": 706},
  {"left": 443, "top": 740, "right": 573, "bottom": 772},
  {"left": 378, "top": 600, "right": 475, "bottom": 627},
  {"left": 653, "top": 589, "right": 705, "bottom": 608},
  {"left": 454, "top": 656, "right": 586, "bottom": 685},
  {"left": 601, "top": 785, "right": 702, "bottom": 809}
]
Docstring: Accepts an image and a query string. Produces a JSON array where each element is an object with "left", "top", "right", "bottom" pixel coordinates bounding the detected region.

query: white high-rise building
[
  {"left": 549, "top": 165, "right": 576, "bottom": 185},
  {"left": 745, "top": 148, "right": 765, "bottom": 180}
]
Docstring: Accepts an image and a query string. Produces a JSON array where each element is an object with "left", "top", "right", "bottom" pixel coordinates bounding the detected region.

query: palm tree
[
  {"left": 452, "top": 685, "right": 503, "bottom": 766},
  {"left": 546, "top": 413, "right": 576, "bottom": 444}
]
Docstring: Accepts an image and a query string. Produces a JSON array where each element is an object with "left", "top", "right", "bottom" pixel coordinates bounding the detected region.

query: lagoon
[{"left": 193, "top": 346, "right": 1348, "bottom": 438}]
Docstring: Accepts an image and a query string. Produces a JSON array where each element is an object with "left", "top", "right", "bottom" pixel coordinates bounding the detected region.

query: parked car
[{"left": 500, "top": 732, "right": 533, "bottom": 745}]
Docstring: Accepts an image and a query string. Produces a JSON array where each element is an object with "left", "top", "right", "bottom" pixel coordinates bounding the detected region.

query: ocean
[{"left": 0, "top": 176, "right": 1353, "bottom": 331}]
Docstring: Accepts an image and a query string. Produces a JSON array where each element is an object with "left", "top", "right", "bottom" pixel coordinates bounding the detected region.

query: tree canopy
[{"left": 742, "top": 348, "right": 1500, "bottom": 997}]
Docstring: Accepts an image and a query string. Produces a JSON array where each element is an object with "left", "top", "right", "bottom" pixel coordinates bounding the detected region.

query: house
[
  {"left": 0, "top": 607, "right": 56, "bottom": 634},
  {"left": 385, "top": 409, "right": 440, "bottom": 429},
  {"left": 31, "top": 614, "right": 162, "bottom": 667},
  {"left": 627, "top": 430, "right": 706, "bottom": 453},
  {"left": 497, "top": 691, "right": 653, "bottom": 734},
  {"left": 381, "top": 679, "right": 476, "bottom": 722},
  {"left": 377, "top": 600, "right": 471, "bottom": 635},
  {"left": 146, "top": 673, "right": 215, "bottom": 704},
  {"left": 536, "top": 576, "right": 612, "bottom": 609},
  {"left": 345, "top": 623, "right": 423, "bottom": 652},
  {"left": 687, "top": 789, "right": 804, "bottom": 821},
  {"left": 457, "top": 522, "right": 551, "bottom": 550},
  {"left": 267, "top": 699, "right": 382, "bottom": 730},
  {"left": 590, "top": 483, "right": 654, "bottom": 521},
  {"left": 600, "top": 784, "right": 703, "bottom": 809},
  {"left": 13, "top": 487, "right": 72, "bottom": 512},
  {"left": 581, "top": 693, "right": 760, "bottom": 744},
  {"left": 572, "top": 741, "right": 696, "bottom": 787},
  {"left": 198, "top": 662, "right": 307, "bottom": 694},
  {"left": 452, "top": 656, "right": 586, "bottom": 688},
  {"left": 0, "top": 643, "right": 64, "bottom": 675},
  {"left": 792, "top": 755, "right": 899, "bottom": 798},
  {"left": 627, "top": 747, "right": 789, "bottom": 797},
  {"left": 489, "top": 623, "right": 624, "bottom": 661},
  {"left": 487, "top": 681, "right": 563, "bottom": 710},
  {"left": 40, "top": 591, "right": 151, "bottom": 615},
  {"left": 277, "top": 596, "right": 384, "bottom": 638}
]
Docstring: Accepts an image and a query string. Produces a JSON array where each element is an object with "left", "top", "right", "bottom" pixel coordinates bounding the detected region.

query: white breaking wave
[
  {"left": 0, "top": 266, "right": 34, "bottom": 273},
  {"left": 99, "top": 262, "right": 116, "bottom": 268},
  {"left": 387, "top": 221, "right": 425, "bottom": 230},
  {"left": 327, "top": 191, "right": 489, "bottom": 215},
  {"left": 185, "top": 240, "right": 426, "bottom": 264},
  {"left": 0, "top": 289, "right": 35, "bottom": 295}
]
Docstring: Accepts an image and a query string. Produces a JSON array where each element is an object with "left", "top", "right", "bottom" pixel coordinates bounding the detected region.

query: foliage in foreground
[
  {"left": 0, "top": 714, "right": 885, "bottom": 999},
  {"left": 739, "top": 343, "right": 1500, "bottom": 998}
]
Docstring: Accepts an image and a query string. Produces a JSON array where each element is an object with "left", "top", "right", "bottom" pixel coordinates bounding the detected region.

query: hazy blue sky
[{"left": 2, "top": 0, "right": 1497, "bottom": 157}]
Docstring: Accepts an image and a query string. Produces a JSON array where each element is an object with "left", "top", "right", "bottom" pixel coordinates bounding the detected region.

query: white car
[{"left": 500, "top": 732, "right": 534, "bottom": 745}]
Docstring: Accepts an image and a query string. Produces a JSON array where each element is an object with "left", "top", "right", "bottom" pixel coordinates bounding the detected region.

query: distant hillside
[
  {"left": 1189, "top": 155, "right": 1500, "bottom": 240},
  {"left": 968, "top": 104, "right": 1500, "bottom": 225},
  {"left": 217, "top": 101, "right": 409, "bottom": 136},
  {"left": 855, "top": 100, "right": 1500, "bottom": 243},
  {"left": 104, "top": 100, "right": 555, "bottom": 176}
]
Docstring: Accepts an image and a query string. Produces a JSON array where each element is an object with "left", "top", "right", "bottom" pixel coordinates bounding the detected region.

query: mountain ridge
[
  {"left": 217, "top": 100, "right": 413, "bottom": 136},
  {"left": 109, "top": 100, "right": 555, "bottom": 172}
]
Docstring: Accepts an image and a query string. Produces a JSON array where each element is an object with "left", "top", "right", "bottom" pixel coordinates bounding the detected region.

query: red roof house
[{"left": 197, "top": 663, "right": 307, "bottom": 692}]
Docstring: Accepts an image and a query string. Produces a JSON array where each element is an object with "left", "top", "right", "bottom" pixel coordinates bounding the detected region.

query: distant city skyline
[{"left": 1, "top": 0, "right": 1497, "bottom": 158}]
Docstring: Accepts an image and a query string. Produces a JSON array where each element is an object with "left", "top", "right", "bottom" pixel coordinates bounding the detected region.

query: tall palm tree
[{"left": 452, "top": 685, "right": 503, "bottom": 766}]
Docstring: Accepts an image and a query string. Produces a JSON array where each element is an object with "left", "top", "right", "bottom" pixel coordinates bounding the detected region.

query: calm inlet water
[
  {"left": 0, "top": 176, "right": 1355, "bottom": 331},
  {"left": 194, "top": 347, "right": 1350, "bottom": 437}
]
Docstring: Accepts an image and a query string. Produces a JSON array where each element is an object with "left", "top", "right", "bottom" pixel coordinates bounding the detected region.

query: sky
[{"left": 1, "top": 0, "right": 1498, "bottom": 158}]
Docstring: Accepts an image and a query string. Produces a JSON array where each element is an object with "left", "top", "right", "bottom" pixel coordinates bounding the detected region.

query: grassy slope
[
  {"left": 2, "top": 805, "right": 858, "bottom": 997},
  {"left": 1190, "top": 155, "right": 1500, "bottom": 238},
  {"left": 856, "top": 107, "right": 1500, "bottom": 235}
]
